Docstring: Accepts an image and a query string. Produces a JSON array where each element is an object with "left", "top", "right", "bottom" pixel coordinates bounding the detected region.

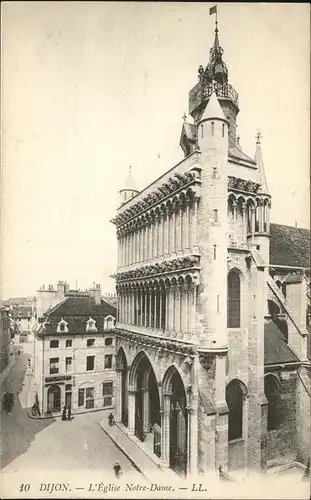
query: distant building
[
  {"left": 0, "top": 307, "right": 13, "bottom": 372},
  {"left": 12, "top": 304, "right": 36, "bottom": 343},
  {"left": 33, "top": 284, "right": 117, "bottom": 416}
]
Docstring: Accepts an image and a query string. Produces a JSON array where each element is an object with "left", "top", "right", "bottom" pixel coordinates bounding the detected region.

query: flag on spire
[{"left": 209, "top": 5, "right": 217, "bottom": 15}]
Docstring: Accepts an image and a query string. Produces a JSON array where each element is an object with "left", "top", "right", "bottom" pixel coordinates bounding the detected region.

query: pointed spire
[
  {"left": 199, "top": 89, "right": 227, "bottom": 123},
  {"left": 254, "top": 131, "right": 269, "bottom": 194}
]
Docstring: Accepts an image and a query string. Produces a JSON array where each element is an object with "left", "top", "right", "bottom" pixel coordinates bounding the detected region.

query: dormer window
[
  {"left": 86, "top": 317, "right": 97, "bottom": 332},
  {"left": 57, "top": 318, "right": 68, "bottom": 333},
  {"left": 104, "top": 315, "right": 115, "bottom": 331}
]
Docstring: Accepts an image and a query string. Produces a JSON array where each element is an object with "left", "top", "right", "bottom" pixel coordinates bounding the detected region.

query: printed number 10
[{"left": 19, "top": 484, "right": 30, "bottom": 492}]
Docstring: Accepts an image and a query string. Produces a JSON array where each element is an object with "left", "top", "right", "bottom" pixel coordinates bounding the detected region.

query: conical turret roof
[
  {"left": 120, "top": 166, "right": 138, "bottom": 192},
  {"left": 199, "top": 90, "right": 227, "bottom": 123},
  {"left": 254, "top": 133, "right": 269, "bottom": 195}
]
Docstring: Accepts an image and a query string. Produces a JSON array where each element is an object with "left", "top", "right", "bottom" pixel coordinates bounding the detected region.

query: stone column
[
  {"left": 149, "top": 289, "right": 152, "bottom": 327},
  {"left": 162, "top": 214, "right": 165, "bottom": 256},
  {"left": 251, "top": 206, "right": 256, "bottom": 244},
  {"left": 241, "top": 202, "right": 246, "bottom": 244},
  {"left": 165, "top": 287, "right": 170, "bottom": 333},
  {"left": 175, "top": 286, "right": 181, "bottom": 334},
  {"left": 115, "top": 368, "right": 122, "bottom": 423},
  {"left": 127, "top": 390, "right": 136, "bottom": 436},
  {"left": 172, "top": 210, "right": 176, "bottom": 253},
  {"left": 266, "top": 202, "right": 270, "bottom": 232},
  {"left": 142, "top": 388, "right": 150, "bottom": 433},
  {"left": 154, "top": 291, "right": 158, "bottom": 329},
  {"left": 144, "top": 290, "right": 148, "bottom": 327},
  {"left": 185, "top": 202, "right": 190, "bottom": 251},
  {"left": 192, "top": 199, "right": 198, "bottom": 251},
  {"left": 186, "top": 406, "right": 198, "bottom": 475},
  {"left": 159, "top": 292, "right": 163, "bottom": 331},
  {"left": 161, "top": 394, "right": 171, "bottom": 467}
]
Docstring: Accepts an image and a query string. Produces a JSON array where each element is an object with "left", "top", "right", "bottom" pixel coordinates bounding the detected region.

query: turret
[
  {"left": 119, "top": 166, "right": 139, "bottom": 206},
  {"left": 196, "top": 90, "right": 229, "bottom": 349},
  {"left": 252, "top": 132, "right": 271, "bottom": 266}
]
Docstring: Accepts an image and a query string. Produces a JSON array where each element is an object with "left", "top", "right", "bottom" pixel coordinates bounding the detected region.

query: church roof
[
  {"left": 270, "top": 223, "right": 310, "bottom": 268},
  {"left": 254, "top": 135, "right": 269, "bottom": 194},
  {"left": 264, "top": 319, "right": 299, "bottom": 365},
  {"left": 200, "top": 91, "right": 227, "bottom": 123},
  {"left": 37, "top": 296, "right": 116, "bottom": 336},
  {"left": 228, "top": 147, "right": 256, "bottom": 165}
]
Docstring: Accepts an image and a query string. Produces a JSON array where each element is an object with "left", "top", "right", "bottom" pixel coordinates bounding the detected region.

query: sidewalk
[{"left": 100, "top": 420, "right": 181, "bottom": 484}]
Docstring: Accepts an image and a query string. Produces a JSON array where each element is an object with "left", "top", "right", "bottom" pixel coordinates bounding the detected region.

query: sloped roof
[
  {"left": 181, "top": 122, "right": 196, "bottom": 141},
  {"left": 270, "top": 223, "right": 310, "bottom": 268},
  {"left": 38, "top": 296, "right": 116, "bottom": 336},
  {"left": 229, "top": 147, "right": 256, "bottom": 165},
  {"left": 264, "top": 319, "right": 299, "bottom": 365}
]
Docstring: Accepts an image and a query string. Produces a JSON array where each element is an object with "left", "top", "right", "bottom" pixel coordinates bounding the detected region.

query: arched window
[
  {"left": 227, "top": 271, "right": 241, "bottom": 328},
  {"left": 264, "top": 375, "right": 280, "bottom": 431},
  {"left": 226, "top": 380, "right": 243, "bottom": 441}
]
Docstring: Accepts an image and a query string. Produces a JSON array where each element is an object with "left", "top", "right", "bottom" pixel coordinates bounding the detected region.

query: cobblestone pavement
[
  {"left": 1, "top": 350, "right": 54, "bottom": 470},
  {"left": 3, "top": 408, "right": 141, "bottom": 479},
  {"left": 1, "top": 347, "right": 140, "bottom": 478}
]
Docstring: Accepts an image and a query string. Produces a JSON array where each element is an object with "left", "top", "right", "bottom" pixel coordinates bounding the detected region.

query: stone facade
[{"left": 110, "top": 23, "right": 310, "bottom": 478}]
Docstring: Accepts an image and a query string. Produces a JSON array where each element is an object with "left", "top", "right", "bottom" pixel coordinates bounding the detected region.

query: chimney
[
  {"left": 57, "top": 281, "right": 66, "bottom": 299},
  {"left": 89, "top": 283, "right": 101, "bottom": 305}
]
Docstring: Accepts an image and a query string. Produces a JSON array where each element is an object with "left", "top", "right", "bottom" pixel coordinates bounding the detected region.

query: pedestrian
[
  {"left": 61, "top": 406, "right": 67, "bottom": 421},
  {"left": 113, "top": 461, "right": 122, "bottom": 479},
  {"left": 67, "top": 407, "right": 72, "bottom": 421},
  {"left": 108, "top": 412, "right": 115, "bottom": 426}
]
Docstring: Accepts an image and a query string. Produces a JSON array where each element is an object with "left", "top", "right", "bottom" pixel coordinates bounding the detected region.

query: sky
[{"left": 1, "top": 2, "right": 310, "bottom": 299}]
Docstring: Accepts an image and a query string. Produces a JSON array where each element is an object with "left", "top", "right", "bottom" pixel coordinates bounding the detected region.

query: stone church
[{"left": 110, "top": 20, "right": 310, "bottom": 478}]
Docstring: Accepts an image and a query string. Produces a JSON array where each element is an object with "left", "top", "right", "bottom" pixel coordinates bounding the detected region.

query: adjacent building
[
  {"left": 110, "top": 20, "right": 310, "bottom": 478},
  {"left": 0, "top": 306, "right": 13, "bottom": 373},
  {"left": 12, "top": 304, "right": 36, "bottom": 343},
  {"left": 33, "top": 284, "right": 117, "bottom": 416}
]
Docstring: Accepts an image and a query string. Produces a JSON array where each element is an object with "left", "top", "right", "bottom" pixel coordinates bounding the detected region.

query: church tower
[{"left": 188, "top": 17, "right": 239, "bottom": 149}]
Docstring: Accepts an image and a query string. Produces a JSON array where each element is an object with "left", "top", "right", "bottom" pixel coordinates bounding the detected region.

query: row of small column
[
  {"left": 229, "top": 200, "right": 270, "bottom": 241},
  {"left": 117, "top": 199, "right": 199, "bottom": 268},
  {"left": 117, "top": 284, "right": 197, "bottom": 337}
]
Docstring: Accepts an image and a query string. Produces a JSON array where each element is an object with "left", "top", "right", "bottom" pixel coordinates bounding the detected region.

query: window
[
  {"left": 227, "top": 271, "right": 241, "bottom": 328},
  {"left": 103, "top": 382, "right": 113, "bottom": 407},
  {"left": 65, "top": 357, "right": 72, "bottom": 373},
  {"left": 105, "top": 337, "right": 113, "bottom": 346},
  {"left": 78, "top": 388, "right": 84, "bottom": 407},
  {"left": 87, "top": 338, "right": 95, "bottom": 347},
  {"left": 49, "top": 358, "right": 59, "bottom": 375},
  {"left": 222, "top": 124, "right": 225, "bottom": 137},
  {"left": 66, "top": 339, "right": 72, "bottom": 348},
  {"left": 213, "top": 209, "right": 218, "bottom": 223},
  {"left": 211, "top": 122, "right": 214, "bottom": 135},
  {"left": 85, "top": 387, "right": 94, "bottom": 409},
  {"left": 213, "top": 167, "right": 217, "bottom": 179},
  {"left": 213, "top": 244, "right": 217, "bottom": 260},
  {"left": 201, "top": 124, "right": 204, "bottom": 138},
  {"left": 65, "top": 384, "right": 72, "bottom": 391},
  {"left": 105, "top": 355, "right": 113, "bottom": 369},
  {"left": 264, "top": 375, "right": 280, "bottom": 431},
  {"left": 60, "top": 323, "right": 65, "bottom": 332},
  {"left": 50, "top": 340, "right": 59, "bottom": 348},
  {"left": 86, "top": 355, "right": 95, "bottom": 371},
  {"left": 217, "top": 294, "right": 220, "bottom": 313},
  {"left": 226, "top": 380, "right": 243, "bottom": 441}
]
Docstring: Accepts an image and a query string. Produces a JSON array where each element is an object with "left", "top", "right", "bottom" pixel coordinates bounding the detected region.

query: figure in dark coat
[
  {"left": 113, "top": 461, "right": 122, "bottom": 479},
  {"left": 108, "top": 413, "right": 115, "bottom": 426},
  {"left": 61, "top": 406, "right": 67, "bottom": 421},
  {"left": 67, "top": 407, "right": 72, "bottom": 420}
]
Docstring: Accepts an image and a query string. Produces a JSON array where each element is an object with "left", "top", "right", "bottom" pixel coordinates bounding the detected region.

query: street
[{"left": 1, "top": 344, "right": 141, "bottom": 479}]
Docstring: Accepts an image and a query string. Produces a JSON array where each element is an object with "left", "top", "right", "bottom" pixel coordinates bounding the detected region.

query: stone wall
[{"left": 266, "top": 370, "right": 297, "bottom": 466}]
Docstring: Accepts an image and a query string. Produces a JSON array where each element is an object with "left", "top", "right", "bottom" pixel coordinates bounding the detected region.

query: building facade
[
  {"left": 110, "top": 23, "right": 310, "bottom": 478},
  {"left": 0, "top": 306, "right": 13, "bottom": 373},
  {"left": 33, "top": 284, "right": 117, "bottom": 416}
]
